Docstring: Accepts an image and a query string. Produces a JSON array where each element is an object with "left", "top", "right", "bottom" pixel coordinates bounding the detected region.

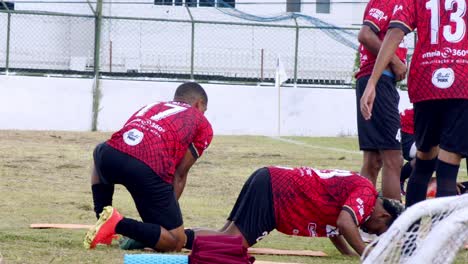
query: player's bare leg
[
  {"left": 360, "top": 151, "right": 383, "bottom": 186},
  {"left": 156, "top": 225, "right": 185, "bottom": 252},
  {"left": 380, "top": 149, "right": 403, "bottom": 200}
]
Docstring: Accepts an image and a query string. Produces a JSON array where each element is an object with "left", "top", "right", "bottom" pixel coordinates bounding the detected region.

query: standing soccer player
[
  {"left": 355, "top": 0, "right": 408, "bottom": 200},
  {"left": 399, "top": 108, "right": 468, "bottom": 196},
  {"left": 84, "top": 82, "right": 213, "bottom": 251},
  {"left": 360, "top": 0, "right": 468, "bottom": 207}
]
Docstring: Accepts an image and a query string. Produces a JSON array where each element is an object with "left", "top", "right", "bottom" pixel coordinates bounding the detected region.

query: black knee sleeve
[
  {"left": 406, "top": 158, "right": 437, "bottom": 208},
  {"left": 92, "top": 184, "right": 114, "bottom": 219},
  {"left": 115, "top": 218, "right": 161, "bottom": 248},
  {"left": 184, "top": 228, "right": 195, "bottom": 250},
  {"left": 435, "top": 160, "right": 459, "bottom": 197},
  {"left": 400, "top": 161, "right": 413, "bottom": 183}
]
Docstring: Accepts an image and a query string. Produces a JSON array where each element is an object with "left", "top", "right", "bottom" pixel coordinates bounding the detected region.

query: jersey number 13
[{"left": 426, "top": 0, "right": 467, "bottom": 44}]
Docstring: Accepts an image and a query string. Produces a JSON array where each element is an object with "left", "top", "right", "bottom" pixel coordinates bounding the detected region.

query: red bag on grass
[{"left": 189, "top": 235, "right": 255, "bottom": 264}]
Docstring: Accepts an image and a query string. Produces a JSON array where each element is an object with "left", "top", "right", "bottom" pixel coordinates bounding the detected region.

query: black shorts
[
  {"left": 401, "top": 132, "right": 416, "bottom": 161},
  {"left": 414, "top": 100, "right": 468, "bottom": 157},
  {"left": 356, "top": 75, "right": 401, "bottom": 151},
  {"left": 93, "top": 142, "right": 182, "bottom": 230},
  {"left": 227, "top": 167, "right": 276, "bottom": 246}
]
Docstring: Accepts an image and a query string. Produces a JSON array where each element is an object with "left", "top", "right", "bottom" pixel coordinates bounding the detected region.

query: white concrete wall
[
  {"left": 0, "top": 76, "right": 412, "bottom": 136},
  {"left": 0, "top": 75, "right": 94, "bottom": 130}
]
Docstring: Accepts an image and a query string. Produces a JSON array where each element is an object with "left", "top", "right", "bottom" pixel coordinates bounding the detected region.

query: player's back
[
  {"left": 276, "top": 167, "right": 374, "bottom": 204},
  {"left": 390, "top": 0, "right": 468, "bottom": 102},
  {"left": 269, "top": 166, "right": 377, "bottom": 237},
  {"left": 107, "top": 101, "right": 213, "bottom": 183}
]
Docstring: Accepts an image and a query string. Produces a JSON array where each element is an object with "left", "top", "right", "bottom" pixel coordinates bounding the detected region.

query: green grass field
[{"left": 0, "top": 130, "right": 467, "bottom": 264}]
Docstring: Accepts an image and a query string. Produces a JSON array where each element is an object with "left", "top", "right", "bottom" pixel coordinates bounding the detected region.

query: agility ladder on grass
[{"left": 124, "top": 254, "right": 188, "bottom": 264}]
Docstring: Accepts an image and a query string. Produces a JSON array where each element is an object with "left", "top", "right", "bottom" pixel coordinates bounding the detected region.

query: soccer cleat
[{"left": 84, "top": 206, "right": 123, "bottom": 249}]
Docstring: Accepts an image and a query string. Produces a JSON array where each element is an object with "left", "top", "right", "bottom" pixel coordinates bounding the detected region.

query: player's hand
[
  {"left": 360, "top": 84, "right": 376, "bottom": 120},
  {"left": 390, "top": 60, "right": 407, "bottom": 82}
]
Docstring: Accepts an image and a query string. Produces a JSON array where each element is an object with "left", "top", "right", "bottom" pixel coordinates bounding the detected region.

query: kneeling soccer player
[
  {"left": 184, "top": 166, "right": 404, "bottom": 256},
  {"left": 84, "top": 82, "right": 213, "bottom": 252}
]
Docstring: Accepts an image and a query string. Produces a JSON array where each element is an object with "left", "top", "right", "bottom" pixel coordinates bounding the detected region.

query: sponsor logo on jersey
[
  {"left": 123, "top": 128, "right": 144, "bottom": 146},
  {"left": 308, "top": 223, "right": 318, "bottom": 237},
  {"left": 360, "top": 53, "right": 368, "bottom": 63},
  {"left": 431, "top": 68, "right": 455, "bottom": 89},
  {"left": 356, "top": 198, "right": 365, "bottom": 217},
  {"left": 441, "top": 47, "right": 452, "bottom": 58},
  {"left": 423, "top": 48, "right": 468, "bottom": 59},
  {"left": 326, "top": 225, "right": 339, "bottom": 237},
  {"left": 393, "top": 5, "right": 403, "bottom": 15},
  {"left": 369, "top": 8, "right": 388, "bottom": 21}
]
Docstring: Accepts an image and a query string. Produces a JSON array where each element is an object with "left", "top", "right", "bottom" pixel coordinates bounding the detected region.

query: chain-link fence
[
  {"left": 10, "top": 13, "right": 95, "bottom": 72},
  {"left": 0, "top": 3, "right": 374, "bottom": 86}
]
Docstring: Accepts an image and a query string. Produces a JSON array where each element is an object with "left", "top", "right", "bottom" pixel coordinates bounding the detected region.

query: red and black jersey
[
  {"left": 390, "top": 0, "right": 468, "bottom": 102},
  {"left": 107, "top": 101, "right": 213, "bottom": 184},
  {"left": 400, "top": 108, "right": 414, "bottom": 134},
  {"left": 356, "top": 0, "right": 408, "bottom": 79},
  {"left": 269, "top": 166, "right": 378, "bottom": 238}
]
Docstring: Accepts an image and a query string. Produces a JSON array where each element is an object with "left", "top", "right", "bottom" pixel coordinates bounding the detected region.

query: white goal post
[{"left": 362, "top": 194, "right": 468, "bottom": 264}]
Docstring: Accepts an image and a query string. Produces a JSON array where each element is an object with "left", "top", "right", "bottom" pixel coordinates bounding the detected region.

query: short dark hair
[
  {"left": 174, "top": 82, "right": 208, "bottom": 105},
  {"left": 381, "top": 197, "right": 405, "bottom": 227}
]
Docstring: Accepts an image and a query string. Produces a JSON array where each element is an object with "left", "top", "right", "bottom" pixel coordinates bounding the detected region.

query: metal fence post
[
  {"left": 186, "top": 7, "right": 195, "bottom": 80},
  {"left": 5, "top": 12, "right": 10, "bottom": 71},
  {"left": 91, "top": 0, "right": 102, "bottom": 131},
  {"left": 293, "top": 17, "right": 299, "bottom": 85}
]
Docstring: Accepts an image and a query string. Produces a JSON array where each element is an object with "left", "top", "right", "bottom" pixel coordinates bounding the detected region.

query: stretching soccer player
[
  {"left": 184, "top": 166, "right": 404, "bottom": 256},
  {"left": 360, "top": 0, "right": 468, "bottom": 207},
  {"left": 84, "top": 82, "right": 213, "bottom": 251},
  {"left": 355, "top": 0, "right": 408, "bottom": 200}
]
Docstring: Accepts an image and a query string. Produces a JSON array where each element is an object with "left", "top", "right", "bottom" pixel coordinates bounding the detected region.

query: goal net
[{"left": 362, "top": 194, "right": 468, "bottom": 264}]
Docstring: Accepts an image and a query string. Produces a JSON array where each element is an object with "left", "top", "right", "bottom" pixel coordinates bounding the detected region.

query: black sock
[
  {"left": 435, "top": 160, "right": 459, "bottom": 197},
  {"left": 406, "top": 158, "right": 436, "bottom": 208},
  {"left": 115, "top": 218, "right": 161, "bottom": 248},
  {"left": 400, "top": 161, "right": 413, "bottom": 194},
  {"left": 184, "top": 229, "right": 195, "bottom": 250},
  {"left": 400, "top": 161, "right": 413, "bottom": 183},
  {"left": 92, "top": 184, "right": 114, "bottom": 219}
]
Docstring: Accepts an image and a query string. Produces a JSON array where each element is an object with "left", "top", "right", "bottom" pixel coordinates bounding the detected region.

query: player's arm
[
  {"left": 358, "top": 25, "right": 406, "bottom": 81},
  {"left": 336, "top": 209, "right": 367, "bottom": 256},
  {"left": 360, "top": 28, "right": 406, "bottom": 120},
  {"left": 329, "top": 235, "right": 359, "bottom": 256},
  {"left": 173, "top": 149, "right": 197, "bottom": 200}
]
